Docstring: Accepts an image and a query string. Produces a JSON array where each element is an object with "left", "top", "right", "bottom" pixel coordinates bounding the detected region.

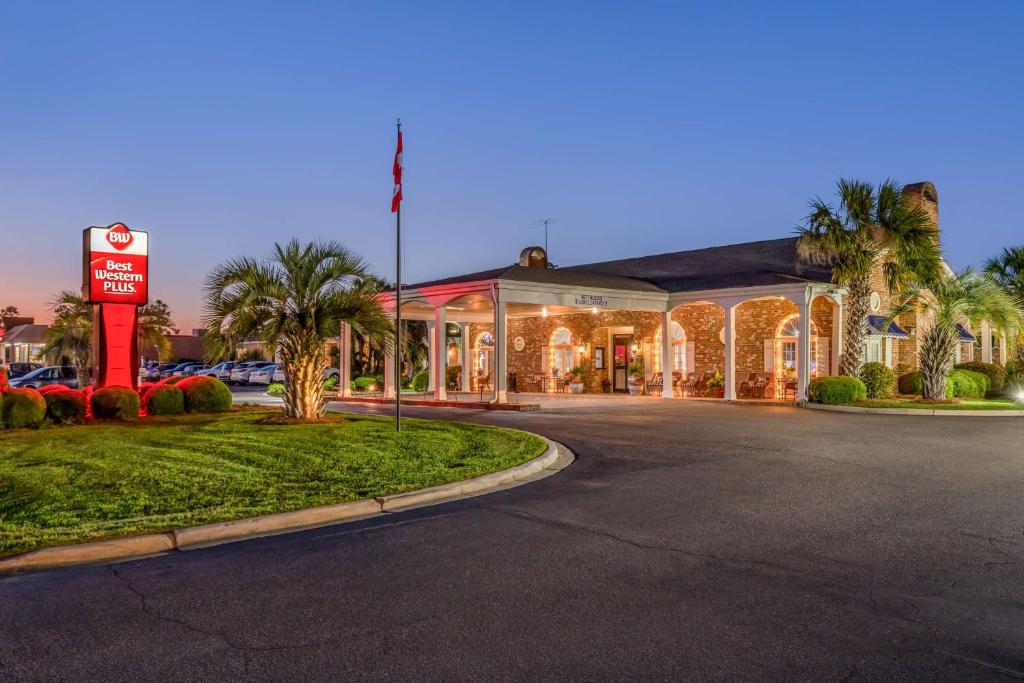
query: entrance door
[{"left": 612, "top": 334, "right": 631, "bottom": 392}]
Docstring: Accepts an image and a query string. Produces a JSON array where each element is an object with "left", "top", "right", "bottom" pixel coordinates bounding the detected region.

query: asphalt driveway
[{"left": 2, "top": 401, "right": 1023, "bottom": 680}]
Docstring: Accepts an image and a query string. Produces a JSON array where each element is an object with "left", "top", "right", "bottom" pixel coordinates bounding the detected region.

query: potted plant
[
  {"left": 569, "top": 364, "right": 587, "bottom": 394},
  {"left": 706, "top": 370, "right": 725, "bottom": 398},
  {"left": 627, "top": 356, "right": 645, "bottom": 396}
]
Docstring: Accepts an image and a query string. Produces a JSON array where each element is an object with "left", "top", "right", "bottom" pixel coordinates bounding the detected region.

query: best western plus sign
[
  {"left": 84, "top": 223, "right": 149, "bottom": 304},
  {"left": 82, "top": 223, "right": 149, "bottom": 389}
]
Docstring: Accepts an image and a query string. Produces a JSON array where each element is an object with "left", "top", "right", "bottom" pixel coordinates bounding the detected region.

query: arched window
[
  {"left": 775, "top": 315, "right": 818, "bottom": 377},
  {"left": 549, "top": 327, "right": 575, "bottom": 377},
  {"left": 652, "top": 322, "right": 687, "bottom": 372},
  {"left": 474, "top": 332, "right": 494, "bottom": 378}
]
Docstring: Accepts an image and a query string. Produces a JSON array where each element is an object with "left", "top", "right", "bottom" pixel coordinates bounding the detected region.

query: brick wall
[{"left": 464, "top": 295, "right": 838, "bottom": 394}]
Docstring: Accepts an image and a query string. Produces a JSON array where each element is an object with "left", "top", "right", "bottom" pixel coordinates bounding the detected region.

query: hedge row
[{"left": 0, "top": 375, "right": 233, "bottom": 430}]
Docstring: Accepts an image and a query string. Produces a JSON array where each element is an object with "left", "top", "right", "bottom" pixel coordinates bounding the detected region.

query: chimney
[
  {"left": 902, "top": 181, "right": 939, "bottom": 231},
  {"left": 518, "top": 246, "right": 548, "bottom": 269}
]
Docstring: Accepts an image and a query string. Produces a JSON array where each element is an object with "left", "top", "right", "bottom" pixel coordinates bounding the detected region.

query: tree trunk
[
  {"left": 840, "top": 274, "right": 871, "bottom": 377},
  {"left": 283, "top": 355, "right": 325, "bottom": 420},
  {"left": 919, "top": 323, "right": 959, "bottom": 399}
]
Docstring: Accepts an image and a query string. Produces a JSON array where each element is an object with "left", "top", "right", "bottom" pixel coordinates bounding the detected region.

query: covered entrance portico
[{"left": 376, "top": 247, "right": 844, "bottom": 405}]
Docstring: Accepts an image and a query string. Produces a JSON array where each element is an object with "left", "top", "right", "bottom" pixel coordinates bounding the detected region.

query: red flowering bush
[
  {"left": 178, "top": 376, "right": 232, "bottom": 413},
  {"left": 2, "top": 388, "right": 46, "bottom": 429},
  {"left": 90, "top": 386, "right": 140, "bottom": 420},
  {"left": 145, "top": 385, "right": 185, "bottom": 415},
  {"left": 45, "top": 389, "right": 87, "bottom": 424}
]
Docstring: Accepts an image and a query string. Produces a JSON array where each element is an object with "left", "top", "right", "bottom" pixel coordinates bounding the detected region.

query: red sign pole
[{"left": 83, "top": 223, "right": 149, "bottom": 390}]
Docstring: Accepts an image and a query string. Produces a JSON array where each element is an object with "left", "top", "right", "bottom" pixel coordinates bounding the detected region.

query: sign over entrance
[
  {"left": 83, "top": 223, "right": 149, "bottom": 305},
  {"left": 574, "top": 294, "right": 608, "bottom": 308}
]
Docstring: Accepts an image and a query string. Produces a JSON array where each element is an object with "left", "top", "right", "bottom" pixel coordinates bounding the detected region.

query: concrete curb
[
  {"left": 0, "top": 437, "right": 571, "bottom": 575},
  {"left": 803, "top": 402, "right": 1024, "bottom": 417}
]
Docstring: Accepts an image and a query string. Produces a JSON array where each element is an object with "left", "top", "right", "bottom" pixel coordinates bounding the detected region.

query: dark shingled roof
[{"left": 401, "top": 236, "right": 835, "bottom": 294}]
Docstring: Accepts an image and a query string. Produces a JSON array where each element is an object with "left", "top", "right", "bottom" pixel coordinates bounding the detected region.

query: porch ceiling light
[
  {"left": 591, "top": 307, "right": 598, "bottom": 314},
  {"left": 577, "top": 344, "right": 586, "bottom": 354},
  {"left": 541, "top": 307, "right": 549, "bottom": 318}
]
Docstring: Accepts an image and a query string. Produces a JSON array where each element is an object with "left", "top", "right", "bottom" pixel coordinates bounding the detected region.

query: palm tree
[
  {"left": 797, "top": 179, "right": 942, "bottom": 377},
  {"left": 984, "top": 246, "right": 1024, "bottom": 365},
  {"left": 913, "top": 271, "right": 1020, "bottom": 399},
  {"left": 44, "top": 291, "right": 93, "bottom": 382},
  {"left": 203, "top": 239, "right": 394, "bottom": 420}
]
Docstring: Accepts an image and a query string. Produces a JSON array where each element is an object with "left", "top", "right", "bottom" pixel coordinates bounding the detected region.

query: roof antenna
[{"left": 536, "top": 218, "right": 557, "bottom": 257}]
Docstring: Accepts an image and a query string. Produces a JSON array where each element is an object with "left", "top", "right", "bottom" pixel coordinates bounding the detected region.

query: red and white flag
[{"left": 391, "top": 130, "right": 403, "bottom": 213}]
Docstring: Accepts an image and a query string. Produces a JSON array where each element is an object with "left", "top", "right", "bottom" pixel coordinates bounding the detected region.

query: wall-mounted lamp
[
  {"left": 591, "top": 307, "right": 598, "bottom": 314},
  {"left": 630, "top": 343, "right": 639, "bottom": 353},
  {"left": 541, "top": 307, "right": 549, "bottom": 318},
  {"left": 577, "top": 343, "right": 587, "bottom": 355}
]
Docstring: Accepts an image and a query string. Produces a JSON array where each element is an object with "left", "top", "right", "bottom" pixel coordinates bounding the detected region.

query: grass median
[
  {"left": 0, "top": 408, "right": 546, "bottom": 558},
  {"left": 849, "top": 398, "right": 1021, "bottom": 410}
]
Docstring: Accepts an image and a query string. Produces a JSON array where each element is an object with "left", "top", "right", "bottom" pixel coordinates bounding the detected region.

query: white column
[
  {"left": 433, "top": 308, "right": 447, "bottom": 400},
  {"left": 339, "top": 322, "right": 352, "bottom": 397},
  {"left": 383, "top": 351, "right": 395, "bottom": 398},
  {"left": 981, "top": 320, "right": 993, "bottom": 363},
  {"left": 660, "top": 310, "right": 674, "bottom": 398},
  {"left": 831, "top": 299, "right": 843, "bottom": 376},
  {"left": 425, "top": 321, "right": 436, "bottom": 393},
  {"left": 999, "top": 333, "right": 1007, "bottom": 366},
  {"left": 494, "top": 299, "right": 507, "bottom": 403},
  {"left": 797, "top": 296, "right": 812, "bottom": 403},
  {"left": 460, "top": 323, "right": 472, "bottom": 392},
  {"left": 723, "top": 303, "right": 737, "bottom": 401}
]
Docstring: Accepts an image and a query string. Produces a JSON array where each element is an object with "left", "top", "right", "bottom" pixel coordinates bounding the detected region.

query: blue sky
[{"left": 2, "top": 1, "right": 1022, "bottom": 330}]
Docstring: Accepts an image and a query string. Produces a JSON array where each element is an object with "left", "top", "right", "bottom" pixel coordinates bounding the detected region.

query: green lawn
[
  {"left": 0, "top": 409, "right": 546, "bottom": 558},
  {"left": 849, "top": 398, "right": 1022, "bottom": 410}
]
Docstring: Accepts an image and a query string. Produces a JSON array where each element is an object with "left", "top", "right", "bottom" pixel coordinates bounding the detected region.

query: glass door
[{"left": 612, "top": 334, "right": 631, "bottom": 392}]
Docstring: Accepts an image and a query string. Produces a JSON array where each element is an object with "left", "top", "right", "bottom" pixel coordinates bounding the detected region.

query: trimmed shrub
[
  {"left": 957, "top": 369, "right": 990, "bottom": 395},
  {"left": 411, "top": 370, "right": 429, "bottom": 392},
  {"left": 91, "top": 386, "right": 140, "bottom": 420},
  {"left": 0, "top": 366, "right": 9, "bottom": 393},
  {"left": 267, "top": 382, "right": 286, "bottom": 396},
  {"left": 145, "top": 385, "right": 185, "bottom": 415},
  {"left": 860, "top": 362, "right": 896, "bottom": 399},
  {"left": 3, "top": 388, "right": 47, "bottom": 429},
  {"left": 37, "top": 384, "right": 68, "bottom": 395},
  {"left": 948, "top": 369, "right": 984, "bottom": 398},
  {"left": 179, "top": 376, "right": 232, "bottom": 413},
  {"left": 162, "top": 374, "right": 190, "bottom": 386},
  {"left": 45, "top": 389, "right": 87, "bottom": 424},
  {"left": 137, "top": 381, "right": 156, "bottom": 396},
  {"left": 0, "top": 391, "right": 3, "bottom": 426},
  {"left": 808, "top": 376, "right": 867, "bottom": 405},
  {"left": 898, "top": 371, "right": 955, "bottom": 398},
  {"left": 352, "top": 376, "right": 378, "bottom": 392},
  {"left": 1006, "top": 361, "right": 1023, "bottom": 386},
  {"left": 323, "top": 375, "right": 339, "bottom": 391},
  {"left": 954, "top": 361, "right": 1005, "bottom": 393}
]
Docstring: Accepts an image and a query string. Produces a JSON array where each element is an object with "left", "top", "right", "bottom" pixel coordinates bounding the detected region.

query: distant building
[{"left": 2, "top": 323, "right": 47, "bottom": 363}]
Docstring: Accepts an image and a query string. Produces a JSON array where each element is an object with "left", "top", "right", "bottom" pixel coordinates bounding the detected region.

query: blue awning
[
  {"left": 867, "top": 315, "right": 909, "bottom": 339},
  {"left": 956, "top": 323, "right": 975, "bottom": 342}
]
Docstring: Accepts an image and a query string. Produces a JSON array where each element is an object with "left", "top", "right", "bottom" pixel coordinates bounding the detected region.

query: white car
[
  {"left": 197, "top": 362, "right": 235, "bottom": 380},
  {"left": 228, "top": 361, "right": 272, "bottom": 385},
  {"left": 272, "top": 367, "right": 286, "bottom": 383},
  {"left": 248, "top": 364, "right": 279, "bottom": 385}
]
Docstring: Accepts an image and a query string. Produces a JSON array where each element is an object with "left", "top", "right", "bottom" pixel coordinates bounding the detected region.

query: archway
[
  {"left": 775, "top": 314, "right": 819, "bottom": 380},
  {"left": 652, "top": 321, "right": 688, "bottom": 373},
  {"left": 548, "top": 327, "right": 576, "bottom": 378}
]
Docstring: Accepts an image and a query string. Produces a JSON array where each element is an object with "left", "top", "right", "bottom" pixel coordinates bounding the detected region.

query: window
[
  {"left": 775, "top": 314, "right": 818, "bottom": 377},
  {"left": 475, "top": 332, "right": 494, "bottom": 377},
  {"left": 549, "top": 327, "right": 574, "bottom": 377},
  {"left": 653, "top": 322, "right": 687, "bottom": 373}
]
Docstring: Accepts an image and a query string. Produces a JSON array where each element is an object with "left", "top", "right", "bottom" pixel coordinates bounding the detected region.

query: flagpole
[{"left": 394, "top": 118, "right": 402, "bottom": 433}]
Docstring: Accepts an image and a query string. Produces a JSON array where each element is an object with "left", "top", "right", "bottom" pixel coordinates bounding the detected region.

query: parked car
[
  {"left": 3, "top": 362, "right": 43, "bottom": 379},
  {"left": 324, "top": 368, "right": 340, "bottom": 381},
  {"left": 272, "top": 367, "right": 286, "bottom": 383},
  {"left": 161, "top": 361, "right": 200, "bottom": 379},
  {"left": 248, "top": 364, "right": 279, "bottom": 385},
  {"left": 10, "top": 365, "right": 79, "bottom": 389},
  {"left": 195, "top": 361, "right": 237, "bottom": 380},
  {"left": 147, "top": 362, "right": 178, "bottom": 381},
  {"left": 182, "top": 364, "right": 211, "bottom": 376},
  {"left": 229, "top": 361, "right": 274, "bottom": 385}
]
